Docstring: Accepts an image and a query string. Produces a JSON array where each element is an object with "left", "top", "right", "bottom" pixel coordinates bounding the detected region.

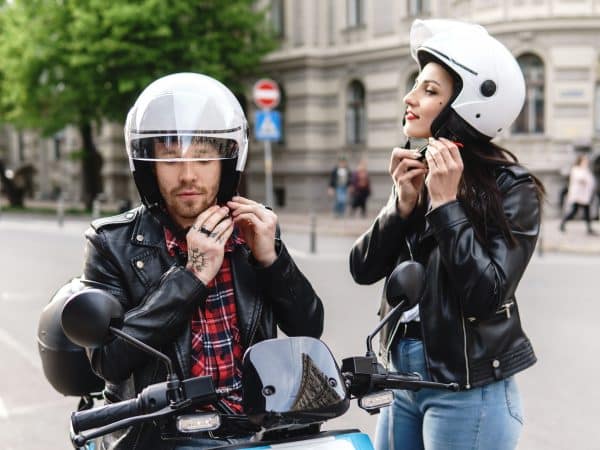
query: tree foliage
[{"left": 0, "top": 0, "right": 276, "bottom": 204}]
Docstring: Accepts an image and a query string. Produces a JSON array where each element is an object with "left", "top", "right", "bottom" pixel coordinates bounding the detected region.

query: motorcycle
[{"left": 43, "top": 261, "right": 458, "bottom": 449}]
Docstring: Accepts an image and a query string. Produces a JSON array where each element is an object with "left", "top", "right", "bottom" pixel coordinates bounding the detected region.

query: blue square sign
[{"left": 254, "top": 110, "right": 281, "bottom": 141}]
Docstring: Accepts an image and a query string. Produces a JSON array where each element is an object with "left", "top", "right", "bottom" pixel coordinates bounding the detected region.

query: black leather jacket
[
  {"left": 350, "top": 165, "right": 538, "bottom": 390},
  {"left": 82, "top": 206, "right": 324, "bottom": 450}
]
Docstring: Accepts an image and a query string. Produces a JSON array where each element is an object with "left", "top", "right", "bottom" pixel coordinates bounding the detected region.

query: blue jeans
[
  {"left": 374, "top": 339, "right": 523, "bottom": 450},
  {"left": 334, "top": 186, "right": 348, "bottom": 216}
]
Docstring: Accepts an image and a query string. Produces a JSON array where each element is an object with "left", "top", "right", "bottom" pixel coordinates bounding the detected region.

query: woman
[
  {"left": 351, "top": 158, "right": 371, "bottom": 217},
  {"left": 350, "top": 19, "right": 544, "bottom": 450},
  {"left": 560, "top": 154, "right": 596, "bottom": 234}
]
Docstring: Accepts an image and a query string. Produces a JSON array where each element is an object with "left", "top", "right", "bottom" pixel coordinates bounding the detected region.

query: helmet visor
[{"left": 130, "top": 135, "right": 238, "bottom": 162}]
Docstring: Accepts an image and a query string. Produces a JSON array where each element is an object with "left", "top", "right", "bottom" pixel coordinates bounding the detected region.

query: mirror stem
[
  {"left": 110, "top": 327, "right": 175, "bottom": 379},
  {"left": 366, "top": 300, "right": 406, "bottom": 357}
]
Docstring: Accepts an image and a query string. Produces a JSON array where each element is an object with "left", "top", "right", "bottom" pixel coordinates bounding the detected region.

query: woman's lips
[{"left": 405, "top": 111, "right": 419, "bottom": 120}]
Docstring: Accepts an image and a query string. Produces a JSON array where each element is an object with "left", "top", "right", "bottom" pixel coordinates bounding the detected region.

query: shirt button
[
  {"left": 136, "top": 260, "right": 144, "bottom": 269},
  {"left": 492, "top": 359, "right": 500, "bottom": 368},
  {"left": 136, "top": 234, "right": 144, "bottom": 242}
]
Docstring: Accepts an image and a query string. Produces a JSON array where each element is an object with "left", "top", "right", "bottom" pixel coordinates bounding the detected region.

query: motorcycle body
[{"left": 38, "top": 261, "right": 457, "bottom": 450}]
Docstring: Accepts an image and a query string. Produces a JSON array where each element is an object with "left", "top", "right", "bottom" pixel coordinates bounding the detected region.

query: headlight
[
  {"left": 359, "top": 390, "right": 394, "bottom": 410},
  {"left": 176, "top": 413, "right": 221, "bottom": 433}
]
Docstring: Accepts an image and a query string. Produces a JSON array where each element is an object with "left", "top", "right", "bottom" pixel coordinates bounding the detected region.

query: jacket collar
[{"left": 129, "top": 206, "right": 169, "bottom": 248}]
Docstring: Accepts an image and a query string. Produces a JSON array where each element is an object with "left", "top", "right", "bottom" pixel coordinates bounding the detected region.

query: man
[
  {"left": 82, "top": 73, "right": 324, "bottom": 449},
  {"left": 328, "top": 156, "right": 351, "bottom": 217}
]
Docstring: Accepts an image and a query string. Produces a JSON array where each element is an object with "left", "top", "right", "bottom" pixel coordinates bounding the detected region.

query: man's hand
[
  {"left": 185, "top": 205, "right": 234, "bottom": 285},
  {"left": 227, "top": 196, "right": 277, "bottom": 267},
  {"left": 389, "top": 147, "right": 428, "bottom": 218},
  {"left": 424, "top": 137, "right": 464, "bottom": 210}
]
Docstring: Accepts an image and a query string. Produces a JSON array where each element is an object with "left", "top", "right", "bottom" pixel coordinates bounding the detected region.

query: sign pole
[
  {"left": 264, "top": 140, "right": 274, "bottom": 207},
  {"left": 253, "top": 78, "right": 281, "bottom": 208}
]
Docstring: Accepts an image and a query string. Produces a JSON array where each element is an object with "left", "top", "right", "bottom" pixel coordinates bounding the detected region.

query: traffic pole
[
  {"left": 57, "top": 193, "right": 64, "bottom": 227},
  {"left": 264, "top": 140, "right": 274, "bottom": 208},
  {"left": 310, "top": 212, "right": 317, "bottom": 254}
]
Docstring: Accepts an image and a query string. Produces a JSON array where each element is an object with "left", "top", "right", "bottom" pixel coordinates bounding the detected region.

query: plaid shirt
[{"left": 164, "top": 227, "right": 245, "bottom": 413}]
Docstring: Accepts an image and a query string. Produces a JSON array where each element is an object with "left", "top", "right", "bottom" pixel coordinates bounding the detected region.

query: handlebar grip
[{"left": 72, "top": 398, "right": 140, "bottom": 433}]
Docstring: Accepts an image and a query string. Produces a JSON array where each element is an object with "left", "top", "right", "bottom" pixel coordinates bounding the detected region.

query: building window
[
  {"left": 271, "top": 0, "right": 284, "bottom": 37},
  {"left": 347, "top": 0, "right": 364, "bottom": 28},
  {"left": 408, "top": 0, "right": 430, "bottom": 16},
  {"left": 513, "top": 53, "right": 545, "bottom": 134},
  {"left": 595, "top": 82, "right": 600, "bottom": 135},
  {"left": 346, "top": 80, "right": 366, "bottom": 144}
]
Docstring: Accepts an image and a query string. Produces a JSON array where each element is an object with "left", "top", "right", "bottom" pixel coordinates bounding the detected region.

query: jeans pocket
[{"left": 504, "top": 378, "right": 524, "bottom": 425}]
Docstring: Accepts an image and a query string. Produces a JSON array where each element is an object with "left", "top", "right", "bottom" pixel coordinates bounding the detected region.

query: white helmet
[
  {"left": 124, "top": 73, "right": 249, "bottom": 226},
  {"left": 409, "top": 19, "right": 525, "bottom": 141}
]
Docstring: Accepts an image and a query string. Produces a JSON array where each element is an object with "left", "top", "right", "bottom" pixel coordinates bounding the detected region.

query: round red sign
[{"left": 253, "top": 79, "right": 280, "bottom": 110}]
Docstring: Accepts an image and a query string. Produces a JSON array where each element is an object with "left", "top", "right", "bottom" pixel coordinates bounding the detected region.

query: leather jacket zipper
[
  {"left": 460, "top": 312, "right": 471, "bottom": 389},
  {"left": 496, "top": 301, "right": 514, "bottom": 319}
]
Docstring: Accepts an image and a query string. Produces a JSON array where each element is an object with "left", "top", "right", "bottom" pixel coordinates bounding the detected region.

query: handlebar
[
  {"left": 70, "top": 376, "right": 217, "bottom": 448},
  {"left": 371, "top": 373, "right": 459, "bottom": 392},
  {"left": 341, "top": 355, "right": 459, "bottom": 398},
  {"left": 72, "top": 397, "right": 140, "bottom": 433}
]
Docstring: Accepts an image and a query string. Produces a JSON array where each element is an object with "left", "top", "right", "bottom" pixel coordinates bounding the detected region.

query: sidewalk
[
  {"left": 276, "top": 210, "right": 600, "bottom": 256},
  {"left": 3, "top": 199, "right": 600, "bottom": 255}
]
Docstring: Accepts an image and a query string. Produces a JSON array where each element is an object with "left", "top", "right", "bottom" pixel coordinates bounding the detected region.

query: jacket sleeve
[
  {"left": 425, "top": 170, "right": 540, "bottom": 319},
  {"left": 83, "top": 227, "right": 208, "bottom": 383},
  {"left": 254, "top": 240, "right": 324, "bottom": 338},
  {"left": 349, "top": 187, "right": 415, "bottom": 285}
]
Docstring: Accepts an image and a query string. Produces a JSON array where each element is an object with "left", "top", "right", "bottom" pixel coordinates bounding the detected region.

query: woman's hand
[
  {"left": 424, "top": 137, "right": 464, "bottom": 210},
  {"left": 227, "top": 196, "right": 278, "bottom": 267},
  {"left": 389, "top": 147, "right": 428, "bottom": 218}
]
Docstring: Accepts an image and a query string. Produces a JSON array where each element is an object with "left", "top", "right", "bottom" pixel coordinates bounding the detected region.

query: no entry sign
[{"left": 253, "top": 78, "right": 280, "bottom": 110}]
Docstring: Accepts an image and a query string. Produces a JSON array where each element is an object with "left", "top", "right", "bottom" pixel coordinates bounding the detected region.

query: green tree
[{"left": 0, "top": 0, "right": 275, "bottom": 208}]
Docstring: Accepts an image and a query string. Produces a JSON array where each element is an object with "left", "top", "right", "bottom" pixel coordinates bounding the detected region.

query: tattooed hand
[{"left": 185, "top": 205, "right": 234, "bottom": 285}]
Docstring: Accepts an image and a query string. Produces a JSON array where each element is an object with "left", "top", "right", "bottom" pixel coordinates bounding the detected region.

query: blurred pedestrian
[
  {"left": 328, "top": 156, "right": 351, "bottom": 217},
  {"left": 350, "top": 159, "right": 371, "bottom": 217},
  {"left": 560, "top": 154, "right": 596, "bottom": 235}
]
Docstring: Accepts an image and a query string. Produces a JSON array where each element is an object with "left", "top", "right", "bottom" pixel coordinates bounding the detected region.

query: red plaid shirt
[{"left": 164, "top": 227, "right": 245, "bottom": 413}]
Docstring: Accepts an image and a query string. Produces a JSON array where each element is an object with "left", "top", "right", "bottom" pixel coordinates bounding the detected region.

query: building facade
[
  {"left": 248, "top": 0, "right": 600, "bottom": 215},
  {"left": 2, "top": 0, "right": 600, "bottom": 216}
]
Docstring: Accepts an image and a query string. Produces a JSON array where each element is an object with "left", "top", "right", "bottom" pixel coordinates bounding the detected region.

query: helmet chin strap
[{"left": 431, "top": 108, "right": 491, "bottom": 145}]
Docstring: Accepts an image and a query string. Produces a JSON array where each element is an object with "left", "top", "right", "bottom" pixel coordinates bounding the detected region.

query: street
[{"left": 0, "top": 214, "right": 598, "bottom": 449}]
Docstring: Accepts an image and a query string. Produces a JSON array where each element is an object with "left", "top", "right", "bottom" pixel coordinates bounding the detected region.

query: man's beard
[{"left": 164, "top": 188, "right": 218, "bottom": 225}]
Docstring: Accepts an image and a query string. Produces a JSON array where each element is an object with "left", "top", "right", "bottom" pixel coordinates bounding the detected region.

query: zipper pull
[{"left": 502, "top": 302, "right": 514, "bottom": 319}]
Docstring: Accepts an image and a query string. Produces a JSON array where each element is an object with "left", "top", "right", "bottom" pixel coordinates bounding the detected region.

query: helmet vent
[{"left": 480, "top": 80, "right": 496, "bottom": 97}]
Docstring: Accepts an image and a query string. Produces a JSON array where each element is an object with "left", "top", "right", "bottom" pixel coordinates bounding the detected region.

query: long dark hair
[
  {"left": 415, "top": 56, "right": 546, "bottom": 247},
  {"left": 455, "top": 141, "right": 545, "bottom": 247}
]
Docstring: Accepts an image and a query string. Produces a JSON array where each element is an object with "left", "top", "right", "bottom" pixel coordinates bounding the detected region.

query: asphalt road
[{"left": 0, "top": 214, "right": 598, "bottom": 449}]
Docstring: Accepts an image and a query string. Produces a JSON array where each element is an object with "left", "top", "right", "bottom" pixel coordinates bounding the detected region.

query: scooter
[{"left": 58, "top": 261, "right": 458, "bottom": 450}]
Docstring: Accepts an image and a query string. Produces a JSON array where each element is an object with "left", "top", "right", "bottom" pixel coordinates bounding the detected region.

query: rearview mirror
[
  {"left": 385, "top": 261, "right": 425, "bottom": 310},
  {"left": 61, "top": 289, "right": 124, "bottom": 348}
]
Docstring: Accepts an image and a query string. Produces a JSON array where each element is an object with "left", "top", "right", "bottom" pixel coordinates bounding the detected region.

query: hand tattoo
[{"left": 189, "top": 248, "right": 208, "bottom": 272}]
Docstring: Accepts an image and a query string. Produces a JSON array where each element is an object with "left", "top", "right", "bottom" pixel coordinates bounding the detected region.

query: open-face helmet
[
  {"left": 124, "top": 72, "right": 249, "bottom": 230},
  {"left": 409, "top": 19, "right": 526, "bottom": 142}
]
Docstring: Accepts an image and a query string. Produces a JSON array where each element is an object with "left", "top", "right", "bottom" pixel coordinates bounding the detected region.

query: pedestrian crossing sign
[{"left": 254, "top": 110, "right": 281, "bottom": 141}]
